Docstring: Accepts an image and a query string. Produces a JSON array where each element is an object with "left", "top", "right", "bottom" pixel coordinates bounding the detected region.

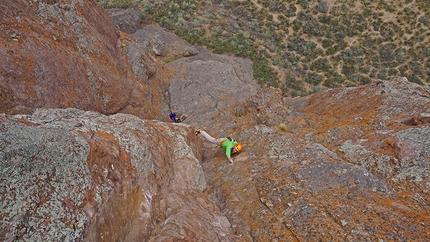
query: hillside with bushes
[{"left": 97, "top": 0, "right": 429, "bottom": 96}]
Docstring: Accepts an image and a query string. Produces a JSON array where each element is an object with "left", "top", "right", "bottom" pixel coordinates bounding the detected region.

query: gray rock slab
[
  {"left": 107, "top": 8, "right": 142, "bottom": 34},
  {"left": 132, "top": 25, "right": 198, "bottom": 59},
  {"left": 167, "top": 47, "right": 258, "bottom": 129}
]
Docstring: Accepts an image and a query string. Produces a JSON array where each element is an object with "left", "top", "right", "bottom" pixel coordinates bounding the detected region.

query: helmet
[{"left": 234, "top": 143, "right": 243, "bottom": 153}]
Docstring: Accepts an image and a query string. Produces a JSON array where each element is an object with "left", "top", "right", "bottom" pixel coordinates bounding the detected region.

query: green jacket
[{"left": 219, "top": 138, "right": 237, "bottom": 158}]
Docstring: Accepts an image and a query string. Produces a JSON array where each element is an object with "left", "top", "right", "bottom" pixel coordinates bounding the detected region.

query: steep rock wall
[{"left": 0, "top": 0, "right": 168, "bottom": 119}]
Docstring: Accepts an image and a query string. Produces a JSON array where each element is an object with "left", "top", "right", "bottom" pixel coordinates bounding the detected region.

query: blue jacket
[{"left": 169, "top": 112, "right": 177, "bottom": 122}]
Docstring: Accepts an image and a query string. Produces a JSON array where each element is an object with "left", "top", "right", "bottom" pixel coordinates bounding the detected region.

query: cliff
[{"left": 1, "top": 1, "right": 429, "bottom": 241}]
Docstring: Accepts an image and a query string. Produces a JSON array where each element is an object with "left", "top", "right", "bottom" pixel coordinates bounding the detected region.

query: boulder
[
  {"left": 106, "top": 8, "right": 142, "bottom": 34},
  {"left": 132, "top": 25, "right": 198, "bottom": 62}
]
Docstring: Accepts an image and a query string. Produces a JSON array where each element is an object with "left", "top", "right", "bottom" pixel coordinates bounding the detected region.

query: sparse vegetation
[
  {"left": 97, "top": 0, "right": 134, "bottom": 8},
  {"left": 97, "top": 0, "right": 430, "bottom": 96}
]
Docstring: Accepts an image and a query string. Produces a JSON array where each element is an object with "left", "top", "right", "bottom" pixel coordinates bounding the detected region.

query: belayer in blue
[
  {"left": 169, "top": 109, "right": 181, "bottom": 123},
  {"left": 195, "top": 129, "right": 242, "bottom": 163}
]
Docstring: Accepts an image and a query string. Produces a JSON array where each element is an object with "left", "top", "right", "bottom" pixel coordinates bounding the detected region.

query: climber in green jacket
[{"left": 195, "top": 129, "right": 243, "bottom": 163}]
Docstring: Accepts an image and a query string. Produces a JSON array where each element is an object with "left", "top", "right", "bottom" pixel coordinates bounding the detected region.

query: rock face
[
  {"left": 0, "top": 0, "right": 169, "bottom": 120},
  {"left": 2, "top": 78, "right": 428, "bottom": 241},
  {"left": 0, "top": 109, "right": 233, "bottom": 241},
  {"left": 200, "top": 77, "right": 430, "bottom": 241},
  {"left": 167, "top": 47, "right": 259, "bottom": 131}
]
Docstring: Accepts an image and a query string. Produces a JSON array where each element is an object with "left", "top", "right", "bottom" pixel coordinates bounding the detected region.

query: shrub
[
  {"left": 100, "top": 0, "right": 134, "bottom": 8},
  {"left": 350, "top": 74, "right": 371, "bottom": 85},
  {"left": 418, "top": 16, "right": 429, "bottom": 25},
  {"left": 334, "top": 31, "right": 346, "bottom": 41},
  {"left": 287, "top": 38, "right": 316, "bottom": 56},
  {"left": 388, "top": 68, "right": 399, "bottom": 76},
  {"left": 310, "top": 58, "right": 330, "bottom": 72},
  {"left": 297, "top": 0, "right": 309, "bottom": 9},
  {"left": 318, "top": 1, "right": 329, "bottom": 13},
  {"left": 303, "top": 72, "right": 322, "bottom": 85},
  {"left": 342, "top": 64, "right": 356, "bottom": 77},
  {"left": 269, "top": 1, "right": 286, "bottom": 13},
  {"left": 377, "top": 69, "right": 388, "bottom": 80},
  {"left": 341, "top": 49, "right": 354, "bottom": 62},
  {"left": 358, "top": 65, "right": 370, "bottom": 74},
  {"left": 283, "top": 76, "right": 305, "bottom": 94},
  {"left": 322, "top": 39, "right": 333, "bottom": 48},
  {"left": 323, "top": 79, "right": 340, "bottom": 88},
  {"left": 292, "top": 20, "right": 301, "bottom": 32},
  {"left": 351, "top": 46, "right": 363, "bottom": 56},
  {"left": 407, "top": 74, "right": 424, "bottom": 85},
  {"left": 96, "top": 0, "right": 108, "bottom": 8},
  {"left": 279, "top": 123, "right": 288, "bottom": 132},
  {"left": 253, "top": 53, "right": 277, "bottom": 85},
  {"left": 311, "top": 85, "right": 323, "bottom": 94},
  {"left": 424, "top": 47, "right": 430, "bottom": 57},
  {"left": 303, "top": 22, "right": 323, "bottom": 36},
  {"left": 399, "top": 65, "right": 408, "bottom": 75},
  {"left": 293, "top": 90, "right": 305, "bottom": 97},
  {"left": 285, "top": 4, "right": 297, "bottom": 17},
  {"left": 271, "top": 56, "right": 280, "bottom": 65}
]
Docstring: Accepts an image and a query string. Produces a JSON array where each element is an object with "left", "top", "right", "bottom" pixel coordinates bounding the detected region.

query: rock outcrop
[
  {"left": 0, "top": 109, "right": 233, "bottom": 241},
  {"left": 106, "top": 8, "right": 142, "bottom": 35},
  {"left": 0, "top": 0, "right": 169, "bottom": 120},
  {"left": 3, "top": 77, "right": 428, "bottom": 241}
]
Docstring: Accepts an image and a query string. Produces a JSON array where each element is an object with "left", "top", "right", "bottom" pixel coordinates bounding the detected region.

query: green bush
[
  {"left": 388, "top": 68, "right": 399, "bottom": 76},
  {"left": 310, "top": 58, "right": 330, "bottom": 72},
  {"left": 253, "top": 52, "right": 277, "bottom": 85},
  {"left": 408, "top": 74, "right": 424, "bottom": 85},
  {"left": 322, "top": 39, "right": 333, "bottom": 48},
  {"left": 97, "top": 0, "right": 134, "bottom": 8},
  {"left": 303, "top": 72, "right": 322, "bottom": 85},
  {"left": 342, "top": 64, "right": 356, "bottom": 77},
  {"left": 282, "top": 76, "right": 304, "bottom": 95},
  {"left": 318, "top": 1, "right": 329, "bottom": 13},
  {"left": 297, "top": 0, "right": 309, "bottom": 9},
  {"left": 351, "top": 74, "right": 371, "bottom": 85},
  {"left": 285, "top": 4, "right": 297, "bottom": 17},
  {"left": 377, "top": 69, "right": 388, "bottom": 80}
]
